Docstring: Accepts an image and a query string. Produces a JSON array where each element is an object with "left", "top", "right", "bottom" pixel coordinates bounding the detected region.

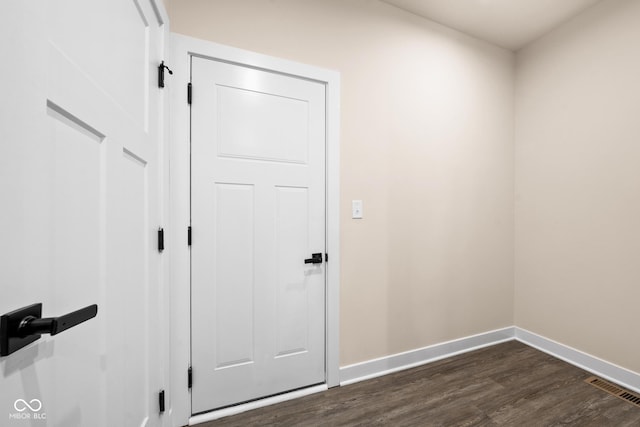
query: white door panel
[
  {"left": 0, "top": 1, "right": 167, "bottom": 426},
  {"left": 216, "top": 86, "right": 310, "bottom": 163},
  {"left": 191, "top": 57, "right": 326, "bottom": 412},
  {"left": 212, "top": 182, "right": 255, "bottom": 370}
]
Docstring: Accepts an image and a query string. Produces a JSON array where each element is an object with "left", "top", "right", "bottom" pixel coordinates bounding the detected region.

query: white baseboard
[
  {"left": 188, "top": 384, "right": 327, "bottom": 425},
  {"left": 514, "top": 327, "right": 640, "bottom": 394},
  {"left": 339, "top": 327, "right": 515, "bottom": 386},
  {"left": 339, "top": 326, "right": 640, "bottom": 395}
]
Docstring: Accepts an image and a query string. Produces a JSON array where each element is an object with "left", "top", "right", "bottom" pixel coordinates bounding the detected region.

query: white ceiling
[{"left": 381, "top": 0, "right": 603, "bottom": 50}]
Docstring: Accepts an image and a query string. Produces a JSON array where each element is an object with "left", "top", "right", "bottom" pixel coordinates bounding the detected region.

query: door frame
[{"left": 169, "top": 33, "right": 341, "bottom": 426}]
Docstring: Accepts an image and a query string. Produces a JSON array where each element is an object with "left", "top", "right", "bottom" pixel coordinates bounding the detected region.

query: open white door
[
  {"left": 0, "top": 1, "right": 168, "bottom": 426},
  {"left": 190, "top": 56, "right": 327, "bottom": 413}
]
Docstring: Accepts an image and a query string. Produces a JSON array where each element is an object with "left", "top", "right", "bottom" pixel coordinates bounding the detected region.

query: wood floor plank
[{"left": 194, "top": 341, "right": 640, "bottom": 426}]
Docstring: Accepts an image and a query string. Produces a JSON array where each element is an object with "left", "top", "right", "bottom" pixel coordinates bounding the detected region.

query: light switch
[{"left": 352, "top": 200, "right": 363, "bottom": 219}]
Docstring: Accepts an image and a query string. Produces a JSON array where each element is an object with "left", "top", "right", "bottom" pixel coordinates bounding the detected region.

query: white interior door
[
  {"left": 0, "top": 1, "right": 167, "bottom": 426},
  {"left": 191, "top": 56, "right": 326, "bottom": 413}
]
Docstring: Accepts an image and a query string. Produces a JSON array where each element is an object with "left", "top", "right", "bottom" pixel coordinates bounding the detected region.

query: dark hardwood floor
[{"left": 195, "top": 341, "right": 640, "bottom": 426}]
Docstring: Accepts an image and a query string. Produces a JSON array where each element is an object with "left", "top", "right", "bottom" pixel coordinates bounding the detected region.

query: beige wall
[
  {"left": 515, "top": 0, "right": 640, "bottom": 374},
  {"left": 168, "top": 0, "right": 515, "bottom": 366}
]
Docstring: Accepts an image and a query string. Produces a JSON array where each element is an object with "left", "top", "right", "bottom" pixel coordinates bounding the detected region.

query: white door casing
[
  {"left": 0, "top": 1, "right": 169, "bottom": 426},
  {"left": 190, "top": 57, "right": 326, "bottom": 412},
  {"left": 169, "top": 34, "right": 340, "bottom": 425}
]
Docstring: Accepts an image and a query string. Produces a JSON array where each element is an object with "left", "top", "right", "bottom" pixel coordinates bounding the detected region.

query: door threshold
[{"left": 189, "top": 384, "right": 328, "bottom": 425}]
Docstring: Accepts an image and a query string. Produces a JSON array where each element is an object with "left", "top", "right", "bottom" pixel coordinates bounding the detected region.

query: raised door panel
[
  {"left": 275, "top": 186, "right": 310, "bottom": 358},
  {"left": 217, "top": 86, "right": 309, "bottom": 164},
  {"left": 213, "top": 183, "right": 255, "bottom": 370},
  {"left": 47, "top": 101, "right": 108, "bottom": 425}
]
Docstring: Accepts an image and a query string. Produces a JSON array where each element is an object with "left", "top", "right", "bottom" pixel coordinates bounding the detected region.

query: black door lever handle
[
  {"left": 304, "top": 253, "right": 323, "bottom": 264},
  {"left": 1, "top": 303, "right": 98, "bottom": 356},
  {"left": 19, "top": 304, "right": 98, "bottom": 337}
]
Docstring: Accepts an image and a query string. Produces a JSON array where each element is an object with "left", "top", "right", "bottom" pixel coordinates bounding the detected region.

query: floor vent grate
[{"left": 585, "top": 376, "right": 640, "bottom": 408}]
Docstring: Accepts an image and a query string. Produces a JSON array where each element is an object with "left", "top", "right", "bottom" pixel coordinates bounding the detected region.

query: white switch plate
[{"left": 352, "top": 200, "right": 363, "bottom": 219}]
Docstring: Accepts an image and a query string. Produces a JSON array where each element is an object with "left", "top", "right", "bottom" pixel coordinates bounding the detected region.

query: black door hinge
[
  {"left": 188, "top": 366, "right": 193, "bottom": 389},
  {"left": 158, "top": 61, "right": 173, "bottom": 88},
  {"left": 158, "top": 389, "right": 165, "bottom": 413},
  {"left": 187, "top": 226, "right": 192, "bottom": 246},
  {"left": 187, "top": 83, "right": 192, "bottom": 105},
  {"left": 325, "top": 253, "right": 328, "bottom": 262},
  {"left": 158, "top": 227, "right": 164, "bottom": 252}
]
